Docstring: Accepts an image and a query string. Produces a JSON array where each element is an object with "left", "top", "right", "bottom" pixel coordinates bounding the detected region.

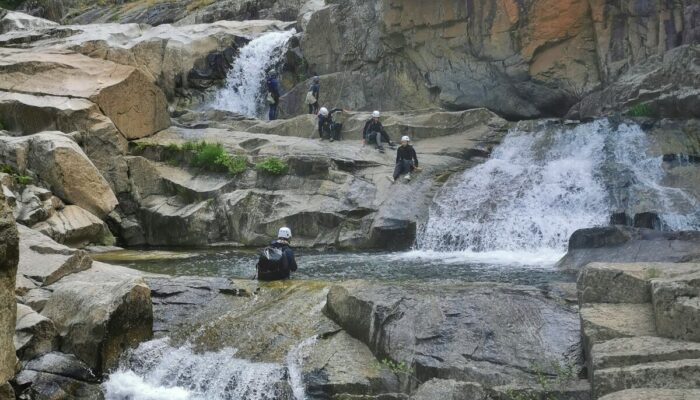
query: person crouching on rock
[
  {"left": 318, "top": 107, "right": 344, "bottom": 141},
  {"left": 388, "top": 136, "right": 419, "bottom": 183},
  {"left": 256, "top": 227, "right": 298, "bottom": 281},
  {"left": 362, "top": 110, "right": 396, "bottom": 153}
]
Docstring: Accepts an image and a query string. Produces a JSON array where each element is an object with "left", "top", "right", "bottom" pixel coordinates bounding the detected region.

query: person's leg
[
  {"left": 381, "top": 132, "right": 394, "bottom": 147},
  {"left": 269, "top": 104, "right": 277, "bottom": 120},
  {"left": 308, "top": 104, "right": 313, "bottom": 114},
  {"left": 374, "top": 132, "right": 384, "bottom": 150},
  {"left": 393, "top": 163, "right": 402, "bottom": 180}
]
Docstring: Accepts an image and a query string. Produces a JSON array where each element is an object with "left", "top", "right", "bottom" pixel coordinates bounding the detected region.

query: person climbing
[
  {"left": 256, "top": 227, "right": 298, "bottom": 281},
  {"left": 266, "top": 69, "right": 282, "bottom": 121},
  {"left": 306, "top": 76, "right": 320, "bottom": 115},
  {"left": 362, "top": 111, "right": 395, "bottom": 153},
  {"left": 388, "top": 135, "right": 419, "bottom": 183},
  {"left": 318, "top": 106, "right": 344, "bottom": 141}
]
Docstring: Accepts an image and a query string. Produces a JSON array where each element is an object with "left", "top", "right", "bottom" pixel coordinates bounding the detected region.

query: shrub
[
  {"left": 255, "top": 157, "right": 288, "bottom": 175},
  {"left": 15, "top": 175, "right": 33, "bottom": 185},
  {"left": 627, "top": 103, "right": 654, "bottom": 117},
  {"left": 192, "top": 142, "right": 228, "bottom": 172},
  {"left": 0, "top": 164, "right": 15, "bottom": 174},
  {"left": 217, "top": 154, "right": 248, "bottom": 175}
]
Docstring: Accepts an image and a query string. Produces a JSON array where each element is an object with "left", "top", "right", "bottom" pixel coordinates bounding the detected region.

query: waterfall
[
  {"left": 416, "top": 120, "right": 700, "bottom": 260},
  {"left": 103, "top": 337, "right": 308, "bottom": 400},
  {"left": 213, "top": 30, "right": 295, "bottom": 117}
]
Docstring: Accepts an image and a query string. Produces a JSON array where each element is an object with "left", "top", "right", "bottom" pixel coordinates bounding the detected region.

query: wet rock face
[
  {"left": 324, "top": 281, "right": 583, "bottom": 387},
  {"left": 556, "top": 226, "right": 700, "bottom": 271},
  {"left": 0, "top": 192, "right": 19, "bottom": 388}
]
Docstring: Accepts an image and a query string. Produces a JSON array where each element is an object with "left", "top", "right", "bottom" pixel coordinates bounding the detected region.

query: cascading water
[
  {"left": 416, "top": 119, "right": 700, "bottom": 262},
  {"left": 213, "top": 29, "right": 295, "bottom": 117},
  {"left": 103, "top": 337, "right": 313, "bottom": 400}
]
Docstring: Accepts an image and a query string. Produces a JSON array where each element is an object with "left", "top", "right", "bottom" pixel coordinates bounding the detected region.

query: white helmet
[
  {"left": 372, "top": 110, "right": 380, "bottom": 118},
  {"left": 278, "top": 227, "right": 292, "bottom": 239},
  {"left": 319, "top": 107, "right": 329, "bottom": 116},
  {"left": 401, "top": 135, "right": 410, "bottom": 142}
]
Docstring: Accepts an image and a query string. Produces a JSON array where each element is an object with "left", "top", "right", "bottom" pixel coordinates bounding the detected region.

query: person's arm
[
  {"left": 286, "top": 248, "right": 298, "bottom": 272},
  {"left": 331, "top": 108, "right": 342, "bottom": 114},
  {"left": 396, "top": 148, "right": 401, "bottom": 164},
  {"left": 318, "top": 117, "right": 323, "bottom": 134},
  {"left": 362, "top": 120, "right": 369, "bottom": 141},
  {"left": 412, "top": 147, "right": 419, "bottom": 166},
  {"left": 313, "top": 85, "right": 319, "bottom": 98}
]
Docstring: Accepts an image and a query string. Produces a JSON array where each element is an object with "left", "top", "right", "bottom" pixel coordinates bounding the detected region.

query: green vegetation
[
  {"left": 255, "top": 157, "right": 288, "bottom": 175},
  {"left": 505, "top": 362, "right": 577, "bottom": 400},
  {"left": 1, "top": 164, "right": 34, "bottom": 185},
  {"left": 381, "top": 358, "right": 412, "bottom": 375},
  {"left": 134, "top": 141, "right": 249, "bottom": 176},
  {"left": 627, "top": 103, "right": 654, "bottom": 117},
  {"left": 0, "top": 0, "right": 24, "bottom": 10},
  {"left": 0, "top": 164, "right": 14, "bottom": 174},
  {"left": 646, "top": 267, "right": 661, "bottom": 279},
  {"left": 15, "top": 175, "right": 33, "bottom": 185}
]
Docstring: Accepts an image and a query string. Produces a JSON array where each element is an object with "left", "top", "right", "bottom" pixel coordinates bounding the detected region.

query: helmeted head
[
  {"left": 372, "top": 110, "right": 380, "bottom": 119},
  {"left": 278, "top": 227, "right": 292, "bottom": 240},
  {"left": 269, "top": 68, "right": 277, "bottom": 77},
  {"left": 401, "top": 135, "right": 410, "bottom": 145},
  {"left": 313, "top": 76, "right": 320, "bottom": 83},
  {"left": 319, "top": 107, "right": 329, "bottom": 116}
]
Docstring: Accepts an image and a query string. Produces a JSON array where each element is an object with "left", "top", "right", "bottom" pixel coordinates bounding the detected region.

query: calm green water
[{"left": 95, "top": 248, "right": 575, "bottom": 286}]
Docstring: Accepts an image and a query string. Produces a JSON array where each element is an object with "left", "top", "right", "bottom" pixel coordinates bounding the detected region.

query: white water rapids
[
  {"left": 103, "top": 337, "right": 315, "bottom": 400},
  {"left": 213, "top": 30, "right": 295, "bottom": 117},
  {"left": 415, "top": 119, "right": 700, "bottom": 262}
]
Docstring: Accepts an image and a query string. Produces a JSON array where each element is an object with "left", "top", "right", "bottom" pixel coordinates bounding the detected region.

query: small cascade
[
  {"left": 213, "top": 29, "right": 295, "bottom": 117},
  {"left": 103, "top": 338, "right": 297, "bottom": 400},
  {"left": 417, "top": 119, "right": 700, "bottom": 258},
  {"left": 285, "top": 336, "right": 317, "bottom": 400}
]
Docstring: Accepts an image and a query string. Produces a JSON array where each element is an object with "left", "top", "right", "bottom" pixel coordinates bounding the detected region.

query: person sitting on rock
[
  {"left": 307, "top": 76, "right": 320, "bottom": 115},
  {"left": 266, "top": 69, "right": 282, "bottom": 121},
  {"left": 362, "top": 110, "right": 395, "bottom": 153},
  {"left": 318, "top": 107, "right": 344, "bottom": 142},
  {"left": 256, "top": 227, "right": 298, "bottom": 281},
  {"left": 389, "top": 135, "right": 419, "bottom": 183}
]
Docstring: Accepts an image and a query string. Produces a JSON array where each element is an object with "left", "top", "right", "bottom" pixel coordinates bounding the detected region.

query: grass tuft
[
  {"left": 627, "top": 103, "right": 654, "bottom": 117},
  {"left": 255, "top": 157, "right": 288, "bottom": 175}
]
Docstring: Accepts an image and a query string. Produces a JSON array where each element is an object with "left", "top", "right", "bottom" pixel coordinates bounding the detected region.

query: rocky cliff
[{"left": 0, "top": 191, "right": 18, "bottom": 397}]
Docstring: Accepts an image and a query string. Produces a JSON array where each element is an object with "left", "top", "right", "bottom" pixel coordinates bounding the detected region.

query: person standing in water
[{"left": 256, "top": 227, "right": 298, "bottom": 281}]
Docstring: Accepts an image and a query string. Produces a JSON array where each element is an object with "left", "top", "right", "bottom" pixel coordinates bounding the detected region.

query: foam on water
[
  {"left": 213, "top": 29, "right": 295, "bottom": 117},
  {"left": 418, "top": 120, "right": 699, "bottom": 255},
  {"left": 103, "top": 338, "right": 293, "bottom": 400}
]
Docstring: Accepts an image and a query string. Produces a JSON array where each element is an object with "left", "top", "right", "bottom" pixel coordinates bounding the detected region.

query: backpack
[
  {"left": 305, "top": 90, "right": 317, "bottom": 105},
  {"left": 257, "top": 246, "right": 289, "bottom": 280}
]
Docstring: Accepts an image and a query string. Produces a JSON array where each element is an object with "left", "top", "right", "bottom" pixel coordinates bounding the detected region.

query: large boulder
[
  {"left": 0, "top": 91, "right": 129, "bottom": 194},
  {"left": 14, "top": 303, "right": 59, "bottom": 362},
  {"left": 0, "top": 132, "right": 119, "bottom": 218},
  {"left": 651, "top": 270, "right": 700, "bottom": 342},
  {"left": 555, "top": 226, "right": 700, "bottom": 271},
  {"left": 0, "top": 47, "right": 169, "bottom": 139},
  {"left": 40, "top": 263, "right": 153, "bottom": 374},
  {"left": 0, "top": 9, "right": 58, "bottom": 34},
  {"left": 16, "top": 224, "right": 92, "bottom": 287},
  {"left": 32, "top": 205, "right": 113, "bottom": 248},
  {"left": 324, "top": 281, "right": 582, "bottom": 387},
  {"left": 0, "top": 191, "right": 19, "bottom": 388},
  {"left": 571, "top": 45, "right": 700, "bottom": 119}
]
